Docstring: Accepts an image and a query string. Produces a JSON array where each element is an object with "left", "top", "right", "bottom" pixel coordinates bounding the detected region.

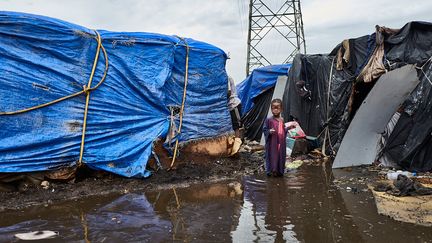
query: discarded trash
[
  {"left": 415, "top": 175, "right": 432, "bottom": 185},
  {"left": 15, "top": 231, "right": 59, "bottom": 240},
  {"left": 373, "top": 181, "right": 392, "bottom": 192},
  {"left": 392, "top": 175, "right": 432, "bottom": 196},
  {"left": 285, "top": 160, "right": 303, "bottom": 171},
  {"left": 387, "top": 170, "right": 413, "bottom": 181},
  {"left": 230, "top": 137, "right": 243, "bottom": 156},
  {"left": 240, "top": 140, "right": 264, "bottom": 153},
  {"left": 370, "top": 185, "right": 432, "bottom": 226},
  {"left": 243, "top": 145, "right": 252, "bottom": 152},
  {"left": 41, "top": 180, "right": 49, "bottom": 189}
]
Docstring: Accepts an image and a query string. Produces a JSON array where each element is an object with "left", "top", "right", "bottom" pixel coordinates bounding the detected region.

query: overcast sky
[{"left": 1, "top": 0, "right": 432, "bottom": 83}]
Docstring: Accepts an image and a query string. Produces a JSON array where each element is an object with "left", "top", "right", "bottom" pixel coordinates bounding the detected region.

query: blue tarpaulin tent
[
  {"left": 237, "top": 64, "right": 291, "bottom": 115},
  {"left": 236, "top": 64, "right": 291, "bottom": 141},
  {"left": 0, "top": 11, "right": 232, "bottom": 178}
]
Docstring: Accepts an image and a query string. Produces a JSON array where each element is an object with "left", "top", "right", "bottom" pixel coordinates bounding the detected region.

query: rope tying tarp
[
  {"left": 0, "top": 30, "right": 109, "bottom": 168},
  {"left": 321, "top": 56, "right": 336, "bottom": 156},
  {"left": 78, "top": 30, "right": 109, "bottom": 167},
  {"left": 169, "top": 39, "right": 190, "bottom": 169}
]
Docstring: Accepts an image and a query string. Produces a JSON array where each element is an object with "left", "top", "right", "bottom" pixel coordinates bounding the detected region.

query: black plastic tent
[
  {"left": 283, "top": 21, "right": 432, "bottom": 172},
  {"left": 237, "top": 65, "right": 291, "bottom": 142}
]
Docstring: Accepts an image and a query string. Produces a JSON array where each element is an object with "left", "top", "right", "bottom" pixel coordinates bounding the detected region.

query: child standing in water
[{"left": 263, "top": 99, "right": 286, "bottom": 177}]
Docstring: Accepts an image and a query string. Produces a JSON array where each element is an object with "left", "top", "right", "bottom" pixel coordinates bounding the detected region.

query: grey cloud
[{"left": 1, "top": 0, "right": 431, "bottom": 83}]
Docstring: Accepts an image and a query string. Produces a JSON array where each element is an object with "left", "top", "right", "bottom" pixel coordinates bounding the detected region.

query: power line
[{"left": 246, "top": 0, "right": 306, "bottom": 76}]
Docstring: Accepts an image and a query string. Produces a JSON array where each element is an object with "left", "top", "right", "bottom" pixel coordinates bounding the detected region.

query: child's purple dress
[{"left": 263, "top": 117, "right": 286, "bottom": 176}]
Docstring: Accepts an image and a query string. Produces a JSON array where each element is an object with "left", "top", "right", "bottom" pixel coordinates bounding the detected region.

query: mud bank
[{"left": 0, "top": 152, "right": 264, "bottom": 212}]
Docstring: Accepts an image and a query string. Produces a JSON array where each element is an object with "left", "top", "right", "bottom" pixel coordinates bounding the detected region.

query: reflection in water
[
  {"left": 232, "top": 177, "right": 299, "bottom": 242},
  {"left": 1, "top": 165, "right": 432, "bottom": 242},
  {"left": 0, "top": 193, "right": 174, "bottom": 242},
  {"left": 85, "top": 194, "right": 172, "bottom": 242}
]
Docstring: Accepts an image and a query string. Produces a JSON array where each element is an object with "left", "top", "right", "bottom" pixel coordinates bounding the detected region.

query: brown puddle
[{"left": 1, "top": 165, "right": 432, "bottom": 242}]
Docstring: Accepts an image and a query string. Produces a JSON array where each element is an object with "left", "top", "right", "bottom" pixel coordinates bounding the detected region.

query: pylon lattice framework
[{"left": 246, "top": 0, "right": 306, "bottom": 76}]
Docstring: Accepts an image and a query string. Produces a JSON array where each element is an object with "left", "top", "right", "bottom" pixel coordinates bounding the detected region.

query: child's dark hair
[{"left": 271, "top": 98, "right": 282, "bottom": 105}]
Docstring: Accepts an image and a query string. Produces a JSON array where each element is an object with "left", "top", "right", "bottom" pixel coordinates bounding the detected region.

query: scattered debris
[
  {"left": 370, "top": 186, "right": 432, "bottom": 226},
  {"left": 240, "top": 140, "right": 264, "bottom": 153},
  {"left": 386, "top": 170, "right": 414, "bottom": 181},
  {"left": 15, "top": 231, "right": 59, "bottom": 240},
  {"left": 41, "top": 181, "right": 49, "bottom": 189},
  {"left": 0, "top": 152, "right": 264, "bottom": 212},
  {"left": 285, "top": 160, "right": 304, "bottom": 171}
]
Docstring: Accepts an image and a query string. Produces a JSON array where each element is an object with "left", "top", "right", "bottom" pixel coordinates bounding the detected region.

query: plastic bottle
[{"left": 387, "top": 170, "right": 413, "bottom": 180}]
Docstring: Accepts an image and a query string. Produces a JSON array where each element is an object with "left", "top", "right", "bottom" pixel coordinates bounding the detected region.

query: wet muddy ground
[
  {"left": 0, "top": 152, "right": 264, "bottom": 212},
  {"left": 1, "top": 156, "right": 432, "bottom": 242}
]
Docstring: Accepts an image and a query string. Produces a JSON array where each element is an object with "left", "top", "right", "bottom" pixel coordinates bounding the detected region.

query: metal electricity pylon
[{"left": 246, "top": 0, "right": 306, "bottom": 76}]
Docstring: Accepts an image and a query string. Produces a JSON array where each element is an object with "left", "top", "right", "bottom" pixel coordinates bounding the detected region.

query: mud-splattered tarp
[{"left": 0, "top": 11, "right": 232, "bottom": 177}]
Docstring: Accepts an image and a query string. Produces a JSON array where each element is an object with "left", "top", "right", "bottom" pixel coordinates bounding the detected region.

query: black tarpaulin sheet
[
  {"left": 283, "top": 54, "right": 333, "bottom": 137},
  {"left": 241, "top": 87, "right": 274, "bottom": 142}
]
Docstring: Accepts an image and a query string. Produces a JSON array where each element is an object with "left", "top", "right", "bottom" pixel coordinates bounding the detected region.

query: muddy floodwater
[{"left": 1, "top": 164, "right": 432, "bottom": 242}]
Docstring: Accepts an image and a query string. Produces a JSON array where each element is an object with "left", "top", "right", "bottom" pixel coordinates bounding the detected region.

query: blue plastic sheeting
[
  {"left": 237, "top": 64, "right": 291, "bottom": 115},
  {"left": 0, "top": 11, "right": 232, "bottom": 177}
]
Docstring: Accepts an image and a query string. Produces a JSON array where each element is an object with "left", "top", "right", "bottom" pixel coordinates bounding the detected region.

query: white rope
[
  {"left": 421, "top": 69, "right": 432, "bottom": 86},
  {"left": 415, "top": 57, "right": 432, "bottom": 86},
  {"left": 321, "top": 56, "right": 336, "bottom": 155},
  {"left": 420, "top": 55, "right": 432, "bottom": 70}
]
